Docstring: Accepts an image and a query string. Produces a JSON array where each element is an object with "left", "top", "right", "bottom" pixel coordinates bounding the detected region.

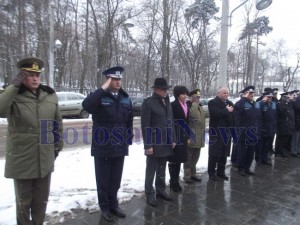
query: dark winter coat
[
  {"left": 0, "top": 84, "right": 63, "bottom": 179},
  {"left": 208, "top": 96, "right": 234, "bottom": 157},
  {"left": 234, "top": 97, "right": 261, "bottom": 145},
  {"left": 292, "top": 96, "right": 300, "bottom": 131},
  {"left": 276, "top": 98, "right": 295, "bottom": 135},
  {"left": 141, "top": 93, "right": 175, "bottom": 158},
  {"left": 259, "top": 100, "right": 277, "bottom": 137},
  {"left": 169, "top": 99, "right": 188, "bottom": 163},
  {"left": 82, "top": 88, "right": 133, "bottom": 158}
]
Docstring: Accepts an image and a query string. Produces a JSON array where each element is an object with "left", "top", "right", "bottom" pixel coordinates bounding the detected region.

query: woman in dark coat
[{"left": 169, "top": 85, "right": 189, "bottom": 192}]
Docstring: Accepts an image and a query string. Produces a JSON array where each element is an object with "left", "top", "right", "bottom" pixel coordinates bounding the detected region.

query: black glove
[{"left": 11, "top": 71, "right": 28, "bottom": 87}]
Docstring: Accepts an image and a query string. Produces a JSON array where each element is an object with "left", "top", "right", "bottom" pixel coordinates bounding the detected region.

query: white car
[{"left": 56, "top": 92, "right": 89, "bottom": 118}]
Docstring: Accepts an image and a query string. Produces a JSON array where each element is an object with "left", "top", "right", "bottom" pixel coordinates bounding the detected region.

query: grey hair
[{"left": 217, "top": 86, "right": 229, "bottom": 94}]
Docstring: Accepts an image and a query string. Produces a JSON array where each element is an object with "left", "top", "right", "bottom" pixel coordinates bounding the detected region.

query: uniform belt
[{"left": 8, "top": 127, "right": 42, "bottom": 134}]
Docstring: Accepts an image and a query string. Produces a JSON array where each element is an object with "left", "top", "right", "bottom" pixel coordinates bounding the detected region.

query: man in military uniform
[
  {"left": 234, "top": 86, "right": 261, "bottom": 176},
  {"left": 0, "top": 57, "right": 63, "bottom": 224},
  {"left": 82, "top": 66, "right": 133, "bottom": 222},
  {"left": 141, "top": 78, "right": 176, "bottom": 207}
]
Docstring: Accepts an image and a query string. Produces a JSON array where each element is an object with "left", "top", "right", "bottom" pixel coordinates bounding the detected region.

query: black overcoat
[
  {"left": 208, "top": 96, "right": 234, "bottom": 157},
  {"left": 141, "top": 93, "right": 175, "bottom": 157},
  {"left": 82, "top": 88, "right": 133, "bottom": 158},
  {"left": 277, "top": 98, "right": 295, "bottom": 135},
  {"left": 169, "top": 99, "right": 188, "bottom": 163},
  {"left": 292, "top": 96, "right": 300, "bottom": 131}
]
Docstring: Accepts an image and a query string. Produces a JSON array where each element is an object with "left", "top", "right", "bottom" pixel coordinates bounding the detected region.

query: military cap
[
  {"left": 239, "top": 85, "right": 255, "bottom": 94},
  {"left": 189, "top": 89, "right": 201, "bottom": 97},
  {"left": 151, "top": 78, "right": 172, "bottom": 89},
  {"left": 290, "top": 90, "right": 299, "bottom": 94},
  {"left": 280, "top": 92, "right": 289, "bottom": 96},
  {"left": 272, "top": 88, "right": 278, "bottom": 94},
  {"left": 263, "top": 87, "right": 272, "bottom": 92},
  {"left": 102, "top": 66, "right": 124, "bottom": 79},
  {"left": 262, "top": 91, "right": 273, "bottom": 97},
  {"left": 17, "top": 57, "right": 44, "bottom": 73}
]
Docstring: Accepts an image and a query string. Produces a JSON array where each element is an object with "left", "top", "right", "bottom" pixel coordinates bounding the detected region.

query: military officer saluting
[
  {"left": 234, "top": 86, "right": 261, "bottom": 176},
  {"left": 82, "top": 66, "right": 133, "bottom": 222}
]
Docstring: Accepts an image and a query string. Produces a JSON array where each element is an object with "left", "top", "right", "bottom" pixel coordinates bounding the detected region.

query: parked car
[
  {"left": 56, "top": 92, "right": 89, "bottom": 118},
  {"left": 132, "top": 97, "right": 145, "bottom": 117},
  {"left": 200, "top": 99, "right": 210, "bottom": 117}
]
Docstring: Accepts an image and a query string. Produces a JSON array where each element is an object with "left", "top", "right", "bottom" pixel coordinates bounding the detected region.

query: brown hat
[{"left": 17, "top": 57, "right": 44, "bottom": 73}]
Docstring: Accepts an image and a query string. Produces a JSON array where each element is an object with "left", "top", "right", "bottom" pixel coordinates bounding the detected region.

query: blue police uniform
[
  {"left": 82, "top": 66, "right": 133, "bottom": 218},
  {"left": 258, "top": 93, "right": 277, "bottom": 164},
  {"left": 234, "top": 86, "right": 261, "bottom": 175}
]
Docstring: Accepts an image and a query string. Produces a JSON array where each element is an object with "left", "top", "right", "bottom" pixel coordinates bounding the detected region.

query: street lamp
[
  {"left": 49, "top": 3, "right": 62, "bottom": 88},
  {"left": 217, "top": 0, "right": 272, "bottom": 88}
]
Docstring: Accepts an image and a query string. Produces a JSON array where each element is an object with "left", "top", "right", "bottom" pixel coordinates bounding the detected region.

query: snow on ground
[{"left": 0, "top": 117, "right": 210, "bottom": 225}]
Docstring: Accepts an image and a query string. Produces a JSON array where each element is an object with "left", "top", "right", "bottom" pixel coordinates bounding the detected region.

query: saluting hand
[
  {"left": 11, "top": 70, "right": 29, "bottom": 87},
  {"left": 101, "top": 77, "right": 112, "bottom": 90}
]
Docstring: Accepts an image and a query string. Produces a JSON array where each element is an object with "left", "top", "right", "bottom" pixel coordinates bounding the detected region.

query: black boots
[{"left": 168, "top": 163, "right": 182, "bottom": 192}]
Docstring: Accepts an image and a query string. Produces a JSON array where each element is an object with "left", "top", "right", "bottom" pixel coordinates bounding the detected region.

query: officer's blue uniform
[
  {"left": 258, "top": 95, "right": 277, "bottom": 163},
  {"left": 234, "top": 86, "right": 261, "bottom": 174},
  {"left": 82, "top": 67, "right": 133, "bottom": 214}
]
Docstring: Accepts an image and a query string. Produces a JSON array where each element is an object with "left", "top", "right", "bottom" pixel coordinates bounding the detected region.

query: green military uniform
[{"left": 0, "top": 57, "right": 63, "bottom": 225}]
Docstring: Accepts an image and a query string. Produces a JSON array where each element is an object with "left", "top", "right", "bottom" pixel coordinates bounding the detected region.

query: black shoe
[
  {"left": 261, "top": 161, "right": 272, "bottom": 166},
  {"left": 209, "top": 175, "right": 218, "bottom": 181},
  {"left": 110, "top": 207, "right": 126, "bottom": 218},
  {"left": 191, "top": 176, "right": 202, "bottom": 182},
  {"left": 146, "top": 197, "right": 157, "bottom": 207},
  {"left": 239, "top": 170, "right": 247, "bottom": 177},
  {"left": 245, "top": 170, "right": 255, "bottom": 175},
  {"left": 217, "top": 173, "right": 229, "bottom": 181},
  {"left": 170, "top": 182, "right": 182, "bottom": 192},
  {"left": 156, "top": 192, "right": 173, "bottom": 201},
  {"left": 231, "top": 162, "right": 238, "bottom": 168},
  {"left": 102, "top": 211, "right": 113, "bottom": 222},
  {"left": 183, "top": 178, "right": 193, "bottom": 184},
  {"left": 291, "top": 153, "right": 298, "bottom": 158},
  {"left": 281, "top": 154, "right": 288, "bottom": 158}
]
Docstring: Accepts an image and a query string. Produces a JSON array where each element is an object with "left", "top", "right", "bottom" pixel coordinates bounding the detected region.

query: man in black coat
[
  {"left": 82, "top": 66, "right": 133, "bottom": 222},
  {"left": 234, "top": 86, "right": 261, "bottom": 176},
  {"left": 275, "top": 91, "right": 295, "bottom": 157},
  {"left": 141, "top": 78, "right": 176, "bottom": 207},
  {"left": 291, "top": 92, "right": 300, "bottom": 157},
  {"left": 208, "top": 87, "right": 234, "bottom": 181}
]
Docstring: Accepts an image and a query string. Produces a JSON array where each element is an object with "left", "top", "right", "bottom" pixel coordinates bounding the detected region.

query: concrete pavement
[{"left": 57, "top": 155, "right": 300, "bottom": 225}]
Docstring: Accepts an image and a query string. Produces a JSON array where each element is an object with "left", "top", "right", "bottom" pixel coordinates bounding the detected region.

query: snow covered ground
[{"left": 0, "top": 118, "right": 210, "bottom": 225}]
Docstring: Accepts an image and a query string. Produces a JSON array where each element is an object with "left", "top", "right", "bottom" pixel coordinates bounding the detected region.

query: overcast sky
[{"left": 226, "top": 0, "right": 300, "bottom": 57}]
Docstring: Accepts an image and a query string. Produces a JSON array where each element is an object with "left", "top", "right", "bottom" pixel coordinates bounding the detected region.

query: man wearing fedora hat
[
  {"left": 82, "top": 66, "right": 133, "bottom": 222},
  {"left": 141, "top": 77, "right": 176, "bottom": 207},
  {"left": 0, "top": 57, "right": 63, "bottom": 224}
]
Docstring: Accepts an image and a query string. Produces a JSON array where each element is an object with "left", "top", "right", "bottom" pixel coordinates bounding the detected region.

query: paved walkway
[{"left": 59, "top": 155, "right": 300, "bottom": 225}]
